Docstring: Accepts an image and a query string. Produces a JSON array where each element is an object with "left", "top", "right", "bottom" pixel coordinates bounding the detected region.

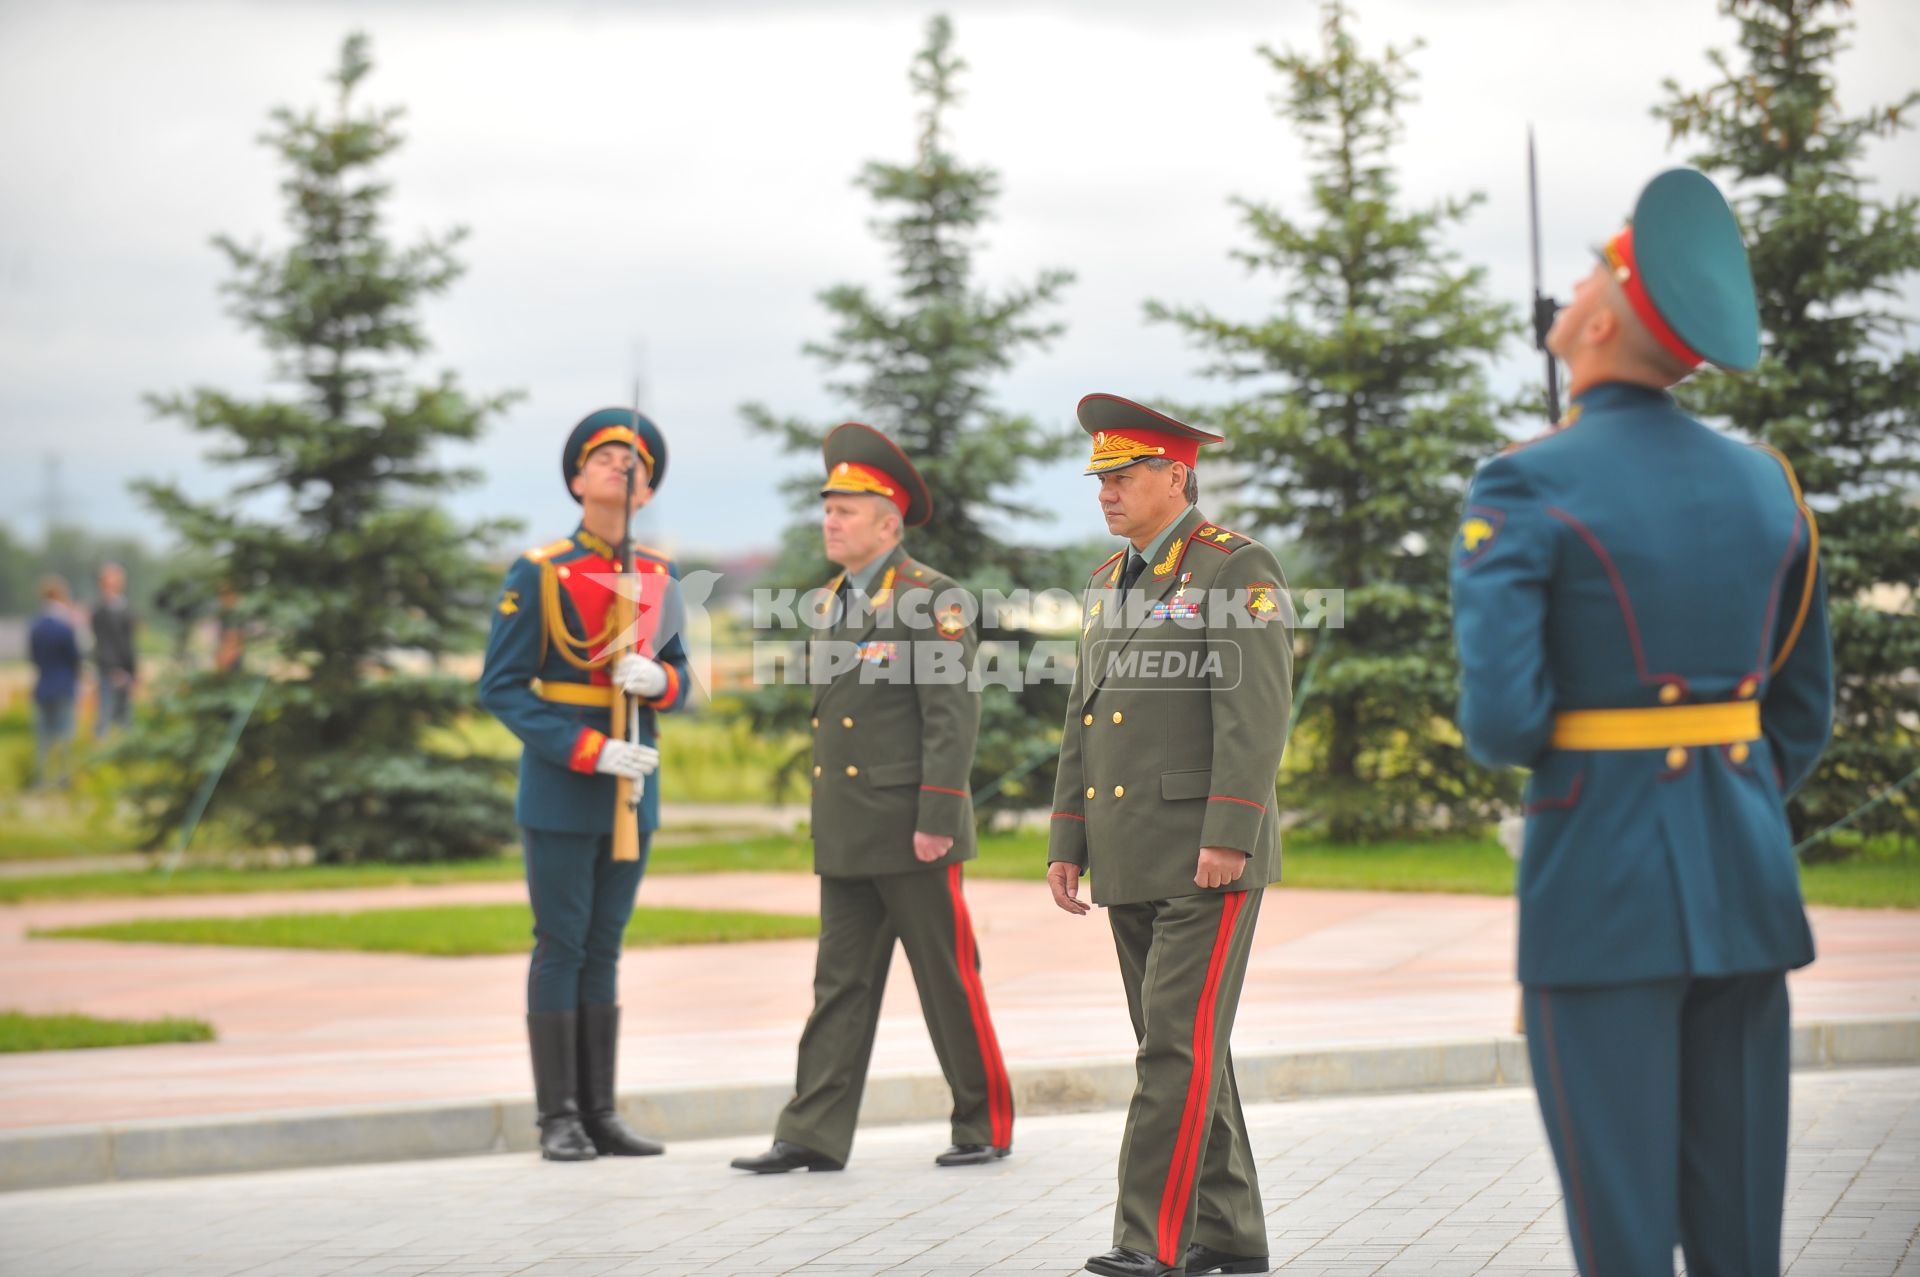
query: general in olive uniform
[
  {"left": 730, "top": 422, "right": 1013, "bottom": 1174},
  {"left": 1047, "top": 395, "right": 1295, "bottom": 1277},
  {"left": 478, "top": 408, "right": 691, "bottom": 1162},
  {"left": 1450, "top": 170, "right": 1833, "bottom": 1275}
]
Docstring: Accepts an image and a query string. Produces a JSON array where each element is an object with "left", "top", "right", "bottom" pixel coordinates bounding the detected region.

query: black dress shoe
[
  {"left": 728, "top": 1139, "right": 845, "bottom": 1173},
  {"left": 1184, "top": 1242, "right": 1269, "bottom": 1275},
  {"left": 933, "top": 1143, "right": 1012, "bottom": 1167},
  {"left": 1084, "top": 1246, "right": 1181, "bottom": 1277}
]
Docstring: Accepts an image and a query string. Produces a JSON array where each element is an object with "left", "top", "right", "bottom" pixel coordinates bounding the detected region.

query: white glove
[
  {"left": 612, "top": 653, "right": 669, "bottom": 698},
  {"left": 594, "top": 739, "right": 659, "bottom": 780},
  {"left": 1497, "top": 813, "right": 1526, "bottom": 861}
]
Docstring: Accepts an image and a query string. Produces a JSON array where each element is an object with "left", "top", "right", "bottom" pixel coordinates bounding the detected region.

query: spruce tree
[
  {"left": 117, "top": 34, "right": 518, "bottom": 863},
  {"left": 1147, "top": 2, "right": 1520, "bottom": 841},
  {"left": 741, "top": 14, "right": 1078, "bottom": 818},
  {"left": 1658, "top": 0, "right": 1920, "bottom": 849}
]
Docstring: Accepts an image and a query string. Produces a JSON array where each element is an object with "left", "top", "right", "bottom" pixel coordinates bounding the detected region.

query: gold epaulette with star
[
  {"left": 1189, "top": 523, "right": 1250, "bottom": 553},
  {"left": 523, "top": 538, "right": 575, "bottom": 563},
  {"left": 631, "top": 541, "right": 672, "bottom": 564},
  {"left": 1502, "top": 404, "right": 1583, "bottom": 455}
]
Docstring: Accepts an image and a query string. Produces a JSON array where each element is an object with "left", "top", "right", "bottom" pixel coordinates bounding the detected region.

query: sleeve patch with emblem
[
  {"left": 498, "top": 588, "right": 521, "bottom": 617},
  {"left": 1456, "top": 507, "right": 1505, "bottom": 567},
  {"left": 1245, "top": 582, "right": 1281, "bottom": 623},
  {"left": 936, "top": 605, "right": 967, "bottom": 638}
]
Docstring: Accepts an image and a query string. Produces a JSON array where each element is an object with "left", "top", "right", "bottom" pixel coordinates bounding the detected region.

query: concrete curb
[{"left": 5, "top": 1015, "right": 1916, "bottom": 1192}]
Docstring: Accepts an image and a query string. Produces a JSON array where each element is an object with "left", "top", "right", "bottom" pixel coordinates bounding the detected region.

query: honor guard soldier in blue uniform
[
  {"left": 1450, "top": 170, "right": 1833, "bottom": 1274},
  {"left": 479, "top": 408, "right": 691, "bottom": 1162}
]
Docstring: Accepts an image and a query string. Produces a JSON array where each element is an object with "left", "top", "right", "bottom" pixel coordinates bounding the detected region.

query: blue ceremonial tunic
[
  {"left": 1452, "top": 381, "right": 1830, "bottom": 989},
  {"left": 477, "top": 526, "right": 691, "bottom": 1011},
  {"left": 478, "top": 528, "right": 690, "bottom": 835},
  {"left": 1450, "top": 380, "right": 1834, "bottom": 1276}
]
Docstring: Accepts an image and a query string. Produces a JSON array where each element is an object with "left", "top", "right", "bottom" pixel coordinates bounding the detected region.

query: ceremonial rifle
[
  {"left": 1528, "top": 127, "right": 1563, "bottom": 424},
  {"left": 609, "top": 383, "right": 644, "bottom": 862}
]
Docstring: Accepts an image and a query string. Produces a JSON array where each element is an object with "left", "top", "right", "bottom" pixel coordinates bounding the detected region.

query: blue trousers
[
  {"left": 1523, "top": 972, "right": 1791, "bottom": 1277},
  {"left": 94, "top": 677, "right": 133, "bottom": 737},
  {"left": 523, "top": 828, "right": 649, "bottom": 1013},
  {"left": 32, "top": 696, "right": 76, "bottom": 786}
]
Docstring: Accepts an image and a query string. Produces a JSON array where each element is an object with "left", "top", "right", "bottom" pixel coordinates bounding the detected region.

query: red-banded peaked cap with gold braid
[
  {"left": 819, "top": 422, "right": 933, "bottom": 527},
  {"left": 1077, "top": 394, "right": 1223, "bottom": 475}
]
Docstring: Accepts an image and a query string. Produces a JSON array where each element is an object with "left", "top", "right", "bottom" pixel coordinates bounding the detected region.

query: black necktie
[
  {"left": 1119, "top": 552, "right": 1147, "bottom": 592},
  {"left": 832, "top": 576, "right": 852, "bottom": 631}
]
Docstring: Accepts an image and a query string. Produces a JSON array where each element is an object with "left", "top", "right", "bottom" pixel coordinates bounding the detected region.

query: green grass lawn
[
  {"left": 0, "top": 814, "right": 142, "bottom": 861},
  {"left": 1799, "top": 837, "right": 1920, "bottom": 909},
  {"left": 0, "top": 1010, "right": 215, "bottom": 1053},
  {"left": 440, "top": 709, "right": 809, "bottom": 805},
  {"left": 34, "top": 903, "right": 820, "bottom": 956},
  {"left": 1279, "top": 836, "right": 1517, "bottom": 895},
  {"left": 0, "top": 856, "right": 529, "bottom": 904},
  {"left": 2, "top": 830, "right": 1911, "bottom": 909}
]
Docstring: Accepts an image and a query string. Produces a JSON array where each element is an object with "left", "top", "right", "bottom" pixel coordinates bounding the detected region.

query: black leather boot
[
  {"left": 527, "top": 1011, "right": 596, "bottom": 1162},
  {"left": 579, "top": 1004, "right": 664, "bottom": 1156}
]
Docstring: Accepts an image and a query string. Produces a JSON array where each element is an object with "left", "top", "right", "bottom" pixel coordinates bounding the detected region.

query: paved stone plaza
[
  {"left": 8, "top": 876, "right": 1918, "bottom": 1132},
  {"left": 2, "top": 1067, "right": 1913, "bottom": 1277}
]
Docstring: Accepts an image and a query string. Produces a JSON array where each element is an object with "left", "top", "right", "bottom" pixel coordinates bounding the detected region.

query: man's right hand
[
  {"left": 1047, "top": 862, "right": 1090, "bottom": 916},
  {"left": 594, "top": 739, "right": 659, "bottom": 780}
]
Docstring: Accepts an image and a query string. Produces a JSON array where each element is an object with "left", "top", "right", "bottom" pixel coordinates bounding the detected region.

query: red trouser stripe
[
  {"left": 947, "top": 864, "right": 1013, "bottom": 1149},
  {"left": 1155, "top": 890, "right": 1246, "bottom": 1266}
]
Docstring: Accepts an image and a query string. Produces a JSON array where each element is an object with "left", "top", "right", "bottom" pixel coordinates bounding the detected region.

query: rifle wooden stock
[{"left": 610, "top": 580, "right": 642, "bottom": 862}]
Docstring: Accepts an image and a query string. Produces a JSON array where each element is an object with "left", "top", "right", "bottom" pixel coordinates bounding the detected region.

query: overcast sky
[{"left": 2, "top": 0, "right": 1915, "bottom": 559}]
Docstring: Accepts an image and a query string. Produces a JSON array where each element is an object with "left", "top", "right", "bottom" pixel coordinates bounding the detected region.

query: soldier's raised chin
[{"left": 1048, "top": 395, "right": 1296, "bottom": 1277}]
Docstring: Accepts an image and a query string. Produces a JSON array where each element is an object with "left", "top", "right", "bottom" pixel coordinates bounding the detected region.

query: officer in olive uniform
[
  {"left": 731, "top": 422, "right": 1014, "bottom": 1174},
  {"left": 478, "top": 408, "right": 691, "bottom": 1162},
  {"left": 1450, "top": 170, "right": 1833, "bottom": 1275},
  {"left": 1047, "top": 395, "right": 1295, "bottom": 1277}
]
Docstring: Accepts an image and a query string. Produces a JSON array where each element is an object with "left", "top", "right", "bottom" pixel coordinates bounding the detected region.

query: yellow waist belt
[
  {"left": 531, "top": 680, "right": 614, "bottom": 708},
  {"left": 1550, "top": 701, "right": 1761, "bottom": 751}
]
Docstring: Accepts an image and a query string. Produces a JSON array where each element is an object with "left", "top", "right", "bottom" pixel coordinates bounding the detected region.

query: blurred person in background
[
  {"left": 90, "top": 562, "right": 138, "bottom": 735},
  {"left": 29, "top": 575, "right": 82, "bottom": 789}
]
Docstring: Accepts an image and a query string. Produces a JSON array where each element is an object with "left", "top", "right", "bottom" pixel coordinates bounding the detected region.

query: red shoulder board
[{"left": 1190, "top": 523, "right": 1250, "bottom": 552}]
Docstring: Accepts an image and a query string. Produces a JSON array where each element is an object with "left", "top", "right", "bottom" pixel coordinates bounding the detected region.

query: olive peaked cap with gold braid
[{"left": 819, "top": 422, "right": 933, "bottom": 527}]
